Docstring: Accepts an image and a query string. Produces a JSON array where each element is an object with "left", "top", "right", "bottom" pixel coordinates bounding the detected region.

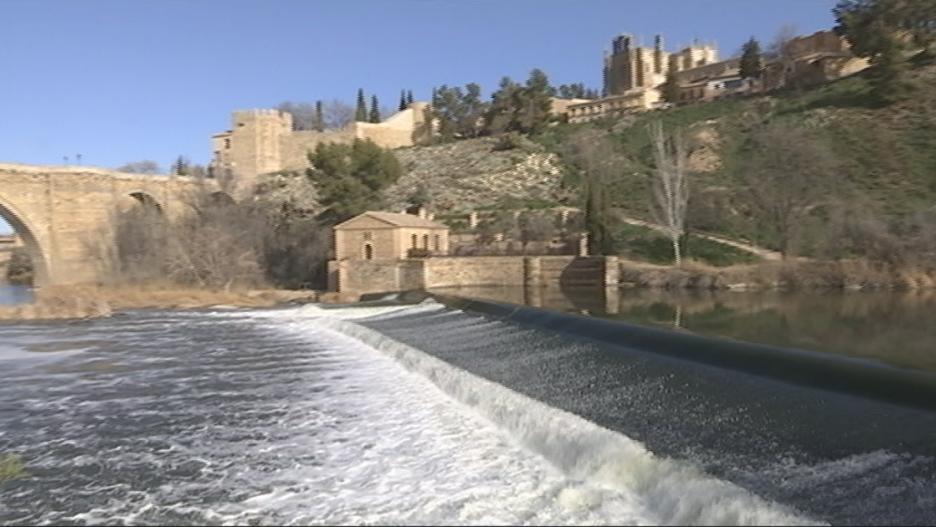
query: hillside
[
  {"left": 383, "top": 136, "right": 571, "bottom": 212},
  {"left": 535, "top": 58, "right": 936, "bottom": 256}
]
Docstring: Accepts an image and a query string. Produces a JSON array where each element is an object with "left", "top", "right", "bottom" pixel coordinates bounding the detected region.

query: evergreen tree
[
  {"left": 355, "top": 89, "right": 367, "bottom": 122},
  {"left": 315, "top": 100, "right": 324, "bottom": 131},
  {"left": 521, "top": 68, "right": 555, "bottom": 135},
  {"left": 173, "top": 155, "right": 189, "bottom": 176},
  {"left": 584, "top": 175, "right": 613, "bottom": 255},
  {"left": 739, "top": 37, "right": 763, "bottom": 79},
  {"left": 407, "top": 90, "right": 414, "bottom": 106},
  {"left": 369, "top": 95, "right": 381, "bottom": 123},
  {"left": 306, "top": 139, "right": 404, "bottom": 220},
  {"left": 399, "top": 90, "right": 407, "bottom": 111}
]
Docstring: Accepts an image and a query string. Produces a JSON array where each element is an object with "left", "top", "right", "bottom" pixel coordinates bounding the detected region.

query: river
[
  {"left": 0, "top": 284, "right": 33, "bottom": 306},
  {"left": 1, "top": 291, "right": 936, "bottom": 524}
]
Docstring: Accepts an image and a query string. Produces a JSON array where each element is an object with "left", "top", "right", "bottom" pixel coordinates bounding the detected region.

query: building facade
[
  {"left": 333, "top": 210, "right": 450, "bottom": 262},
  {"left": 562, "top": 29, "right": 869, "bottom": 124}
]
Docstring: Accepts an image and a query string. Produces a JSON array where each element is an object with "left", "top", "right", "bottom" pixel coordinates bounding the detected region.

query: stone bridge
[{"left": 0, "top": 163, "right": 221, "bottom": 286}]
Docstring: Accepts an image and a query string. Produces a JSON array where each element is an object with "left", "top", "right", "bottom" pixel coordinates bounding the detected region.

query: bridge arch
[{"left": 0, "top": 194, "right": 50, "bottom": 286}]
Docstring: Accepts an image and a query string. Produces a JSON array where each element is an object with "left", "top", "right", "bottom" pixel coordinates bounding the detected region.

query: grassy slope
[{"left": 542, "top": 59, "right": 936, "bottom": 255}]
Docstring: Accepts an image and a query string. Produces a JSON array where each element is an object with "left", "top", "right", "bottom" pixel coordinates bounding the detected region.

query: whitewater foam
[{"left": 261, "top": 303, "right": 820, "bottom": 526}]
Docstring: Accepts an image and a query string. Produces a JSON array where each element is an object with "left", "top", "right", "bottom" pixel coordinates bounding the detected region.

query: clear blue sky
[{"left": 0, "top": 0, "right": 835, "bottom": 233}]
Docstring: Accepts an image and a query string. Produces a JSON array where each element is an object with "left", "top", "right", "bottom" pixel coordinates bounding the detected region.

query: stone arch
[
  {"left": 0, "top": 195, "right": 50, "bottom": 286},
  {"left": 127, "top": 191, "right": 164, "bottom": 214},
  {"left": 209, "top": 191, "right": 236, "bottom": 207}
]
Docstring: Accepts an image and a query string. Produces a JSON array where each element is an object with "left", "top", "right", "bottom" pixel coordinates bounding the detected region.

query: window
[
  {"left": 423, "top": 234, "right": 429, "bottom": 249},
  {"left": 363, "top": 243, "right": 373, "bottom": 260},
  {"left": 411, "top": 234, "right": 417, "bottom": 249},
  {"left": 434, "top": 235, "right": 440, "bottom": 252},
  {"left": 363, "top": 231, "right": 372, "bottom": 241},
  {"left": 224, "top": 138, "right": 231, "bottom": 149}
]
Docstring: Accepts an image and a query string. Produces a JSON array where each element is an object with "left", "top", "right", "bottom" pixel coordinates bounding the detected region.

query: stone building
[
  {"left": 563, "top": 29, "right": 869, "bottom": 123},
  {"left": 333, "top": 210, "right": 450, "bottom": 261},
  {"left": 210, "top": 103, "right": 430, "bottom": 198}
]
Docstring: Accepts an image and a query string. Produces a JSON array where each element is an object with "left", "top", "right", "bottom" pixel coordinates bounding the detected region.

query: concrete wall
[{"left": 0, "top": 163, "right": 216, "bottom": 285}]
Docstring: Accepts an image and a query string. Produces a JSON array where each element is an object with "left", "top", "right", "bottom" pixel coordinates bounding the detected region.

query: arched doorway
[
  {"left": 0, "top": 196, "right": 50, "bottom": 287},
  {"left": 363, "top": 243, "right": 374, "bottom": 260}
]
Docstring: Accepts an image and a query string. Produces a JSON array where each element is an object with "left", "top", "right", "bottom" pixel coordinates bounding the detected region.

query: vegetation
[
  {"left": 369, "top": 95, "right": 381, "bottom": 123},
  {"left": 834, "top": 0, "right": 935, "bottom": 103},
  {"left": 355, "top": 88, "right": 367, "bottom": 122},
  {"left": 306, "top": 139, "right": 403, "bottom": 221},
  {"left": 0, "top": 454, "right": 27, "bottom": 483},
  {"left": 648, "top": 121, "right": 691, "bottom": 265},
  {"left": 612, "top": 223, "right": 757, "bottom": 267},
  {"left": 116, "top": 160, "right": 161, "bottom": 174},
  {"left": 6, "top": 248, "right": 33, "bottom": 285},
  {"left": 739, "top": 37, "right": 763, "bottom": 79}
]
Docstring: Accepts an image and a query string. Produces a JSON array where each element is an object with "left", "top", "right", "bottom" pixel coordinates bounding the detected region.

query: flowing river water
[{"left": 1, "top": 290, "right": 935, "bottom": 525}]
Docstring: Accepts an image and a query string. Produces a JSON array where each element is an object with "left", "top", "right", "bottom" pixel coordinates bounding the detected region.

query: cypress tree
[
  {"left": 355, "top": 89, "right": 367, "bottom": 122},
  {"left": 369, "top": 94, "right": 381, "bottom": 123},
  {"left": 315, "top": 100, "right": 324, "bottom": 131},
  {"left": 739, "top": 37, "right": 763, "bottom": 79},
  {"left": 407, "top": 90, "right": 414, "bottom": 106},
  {"left": 173, "top": 155, "right": 188, "bottom": 176},
  {"left": 399, "top": 90, "right": 407, "bottom": 111}
]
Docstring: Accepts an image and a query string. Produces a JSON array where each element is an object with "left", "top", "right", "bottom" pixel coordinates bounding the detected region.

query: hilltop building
[
  {"left": 565, "top": 29, "right": 869, "bottom": 123},
  {"left": 210, "top": 103, "right": 431, "bottom": 197}
]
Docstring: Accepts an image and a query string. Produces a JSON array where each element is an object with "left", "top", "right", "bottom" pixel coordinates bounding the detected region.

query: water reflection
[
  {"left": 0, "top": 284, "right": 33, "bottom": 306},
  {"left": 433, "top": 285, "right": 936, "bottom": 373}
]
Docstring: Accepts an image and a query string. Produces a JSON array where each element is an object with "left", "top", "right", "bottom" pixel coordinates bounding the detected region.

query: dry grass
[{"left": 0, "top": 284, "right": 318, "bottom": 322}]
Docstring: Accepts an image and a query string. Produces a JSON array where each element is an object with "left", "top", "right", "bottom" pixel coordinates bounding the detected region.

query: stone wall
[
  {"left": 331, "top": 255, "right": 619, "bottom": 297},
  {"left": 0, "top": 163, "right": 216, "bottom": 285}
]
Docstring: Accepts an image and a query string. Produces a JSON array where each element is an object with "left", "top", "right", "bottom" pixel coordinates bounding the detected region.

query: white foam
[{"left": 259, "top": 305, "right": 820, "bottom": 526}]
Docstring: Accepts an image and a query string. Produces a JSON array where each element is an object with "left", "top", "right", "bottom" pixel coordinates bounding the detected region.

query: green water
[{"left": 434, "top": 286, "right": 936, "bottom": 373}]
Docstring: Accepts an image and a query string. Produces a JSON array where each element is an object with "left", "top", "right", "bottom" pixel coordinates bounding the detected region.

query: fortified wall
[{"left": 211, "top": 103, "right": 431, "bottom": 197}]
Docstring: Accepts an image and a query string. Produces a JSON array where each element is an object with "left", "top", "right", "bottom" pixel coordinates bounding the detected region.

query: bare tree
[
  {"left": 648, "top": 121, "right": 691, "bottom": 266},
  {"left": 117, "top": 160, "right": 162, "bottom": 174},
  {"left": 768, "top": 24, "right": 800, "bottom": 90},
  {"left": 323, "top": 100, "right": 355, "bottom": 129},
  {"left": 741, "top": 122, "right": 839, "bottom": 259},
  {"left": 276, "top": 101, "right": 319, "bottom": 131}
]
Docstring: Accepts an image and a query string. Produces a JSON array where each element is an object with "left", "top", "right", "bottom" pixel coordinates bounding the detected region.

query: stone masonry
[{"left": 0, "top": 163, "right": 218, "bottom": 285}]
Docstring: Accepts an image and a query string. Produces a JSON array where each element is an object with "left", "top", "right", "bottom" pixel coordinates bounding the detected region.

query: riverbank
[
  {"left": 618, "top": 258, "right": 936, "bottom": 291},
  {"left": 0, "top": 285, "right": 319, "bottom": 321}
]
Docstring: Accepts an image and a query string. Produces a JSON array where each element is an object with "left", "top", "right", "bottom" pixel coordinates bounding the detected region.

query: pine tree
[
  {"left": 399, "top": 90, "right": 407, "bottom": 111},
  {"left": 355, "top": 89, "right": 367, "bottom": 122},
  {"left": 407, "top": 90, "right": 414, "bottom": 106},
  {"left": 739, "top": 37, "right": 763, "bottom": 79},
  {"left": 369, "top": 94, "right": 381, "bottom": 123},
  {"left": 315, "top": 100, "right": 324, "bottom": 131}
]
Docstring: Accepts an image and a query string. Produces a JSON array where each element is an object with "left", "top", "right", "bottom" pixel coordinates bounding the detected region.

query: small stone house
[{"left": 333, "top": 211, "right": 450, "bottom": 260}]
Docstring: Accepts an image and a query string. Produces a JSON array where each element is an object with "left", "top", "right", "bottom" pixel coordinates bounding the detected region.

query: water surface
[
  {"left": 433, "top": 286, "right": 936, "bottom": 372},
  {"left": 0, "top": 284, "right": 32, "bottom": 306}
]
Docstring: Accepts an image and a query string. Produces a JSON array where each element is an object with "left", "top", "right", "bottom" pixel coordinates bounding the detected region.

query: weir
[{"left": 426, "top": 292, "right": 936, "bottom": 412}]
